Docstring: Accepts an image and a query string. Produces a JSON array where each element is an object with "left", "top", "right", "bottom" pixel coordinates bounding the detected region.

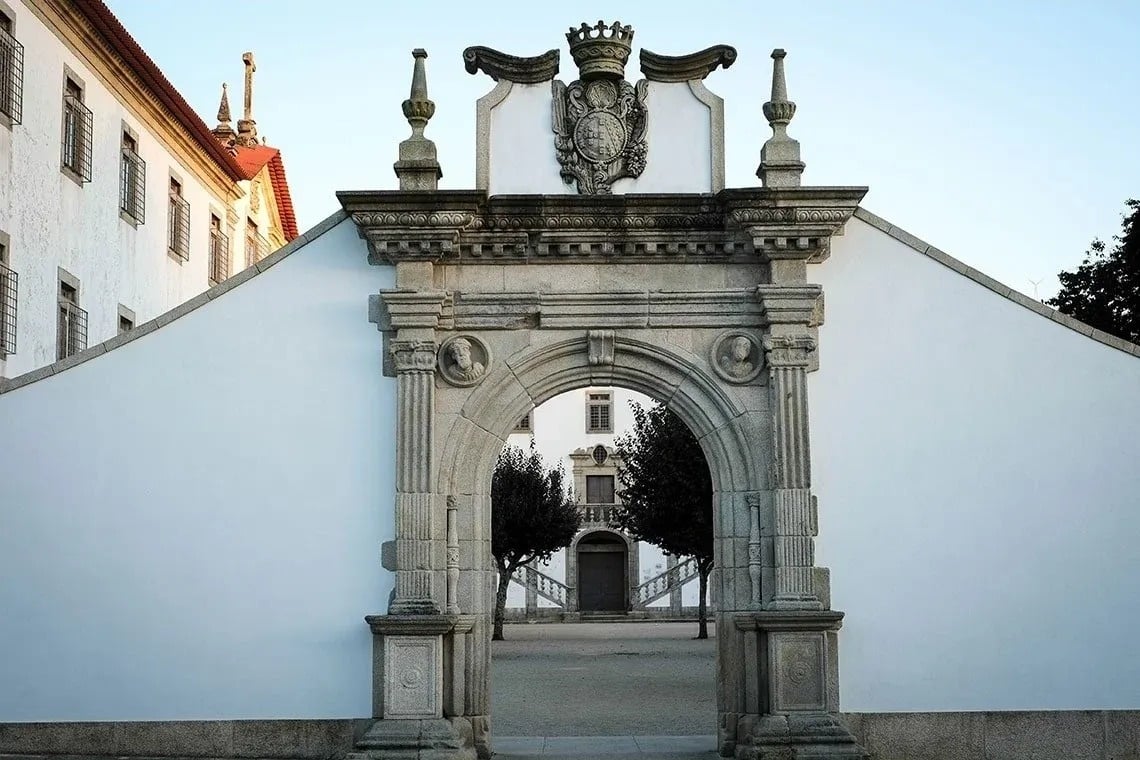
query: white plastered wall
[
  {"left": 811, "top": 216, "right": 1140, "bottom": 710},
  {"left": 487, "top": 81, "right": 714, "bottom": 195},
  {"left": 0, "top": 218, "right": 395, "bottom": 721}
]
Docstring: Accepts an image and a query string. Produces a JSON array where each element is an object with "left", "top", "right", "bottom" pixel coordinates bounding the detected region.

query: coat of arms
[{"left": 552, "top": 21, "right": 648, "bottom": 195}]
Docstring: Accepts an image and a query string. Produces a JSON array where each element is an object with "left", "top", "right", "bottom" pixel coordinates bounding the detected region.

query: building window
[
  {"left": 0, "top": 10, "right": 24, "bottom": 125},
  {"left": 513, "top": 411, "right": 532, "bottom": 433},
  {"left": 119, "top": 132, "right": 145, "bottom": 224},
  {"left": 167, "top": 177, "right": 190, "bottom": 261},
  {"left": 56, "top": 278, "right": 86, "bottom": 360},
  {"left": 61, "top": 77, "right": 92, "bottom": 182},
  {"left": 208, "top": 214, "right": 229, "bottom": 285},
  {"left": 0, "top": 236, "right": 16, "bottom": 356},
  {"left": 586, "top": 475, "right": 615, "bottom": 505},
  {"left": 244, "top": 218, "right": 267, "bottom": 267},
  {"left": 117, "top": 304, "right": 134, "bottom": 334},
  {"left": 586, "top": 390, "right": 613, "bottom": 433}
]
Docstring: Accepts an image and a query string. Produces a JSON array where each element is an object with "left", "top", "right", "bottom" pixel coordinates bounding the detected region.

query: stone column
[
  {"left": 762, "top": 332, "right": 821, "bottom": 611},
  {"left": 524, "top": 566, "right": 538, "bottom": 619},
  {"left": 666, "top": 554, "right": 682, "bottom": 615},
  {"left": 390, "top": 339, "right": 442, "bottom": 615}
]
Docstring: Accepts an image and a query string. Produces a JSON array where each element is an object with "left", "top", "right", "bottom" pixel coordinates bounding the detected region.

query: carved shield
[{"left": 553, "top": 78, "right": 648, "bottom": 195}]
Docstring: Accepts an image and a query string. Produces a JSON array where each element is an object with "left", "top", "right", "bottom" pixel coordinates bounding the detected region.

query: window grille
[
  {"left": 0, "top": 24, "right": 24, "bottom": 124},
  {"left": 57, "top": 296, "right": 87, "bottom": 360},
  {"left": 61, "top": 92, "right": 92, "bottom": 181},
  {"left": 245, "top": 227, "right": 269, "bottom": 267},
  {"left": 119, "top": 145, "right": 146, "bottom": 223},
  {"left": 0, "top": 260, "right": 16, "bottom": 355},
  {"left": 208, "top": 227, "right": 230, "bottom": 285},
  {"left": 586, "top": 475, "right": 615, "bottom": 505},
  {"left": 586, "top": 391, "right": 613, "bottom": 433},
  {"left": 513, "top": 411, "right": 532, "bottom": 432},
  {"left": 168, "top": 193, "right": 190, "bottom": 261}
]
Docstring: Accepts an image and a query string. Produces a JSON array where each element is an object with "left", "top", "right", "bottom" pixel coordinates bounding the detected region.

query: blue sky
[{"left": 106, "top": 0, "right": 1139, "bottom": 299}]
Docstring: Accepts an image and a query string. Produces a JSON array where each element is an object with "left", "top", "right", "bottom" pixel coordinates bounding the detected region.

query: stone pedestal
[
  {"left": 733, "top": 611, "right": 865, "bottom": 759},
  {"left": 351, "top": 615, "right": 475, "bottom": 760}
]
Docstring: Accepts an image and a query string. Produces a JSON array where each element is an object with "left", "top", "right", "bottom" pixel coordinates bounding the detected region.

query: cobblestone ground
[{"left": 491, "top": 621, "right": 717, "bottom": 737}]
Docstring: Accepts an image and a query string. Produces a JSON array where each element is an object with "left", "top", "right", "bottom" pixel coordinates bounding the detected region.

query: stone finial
[
  {"left": 756, "top": 48, "right": 804, "bottom": 188},
  {"left": 211, "top": 83, "right": 235, "bottom": 143},
  {"left": 394, "top": 49, "right": 441, "bottom": 191},
  {"left": 235, "top": 52, "right": 259, "bottom": 147}
]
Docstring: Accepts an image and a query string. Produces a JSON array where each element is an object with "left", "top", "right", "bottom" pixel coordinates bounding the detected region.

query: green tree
[
  {"left": 491, "top": 443, "right": 581, "bottom": 641},
  {"left": 1046, "top": 199, "right": 1140, "bottom": 344},
  {"left": 612, "top": 402, "right": 715, "bottom": 639}
]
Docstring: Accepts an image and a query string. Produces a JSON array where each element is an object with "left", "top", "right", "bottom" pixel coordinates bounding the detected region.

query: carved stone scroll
[
  {"left": 639, "top": 45, "right": 737, "bottom": 82},
  {"left": 587, "top": 329, "right": 616, "bottom": 366},
  {"left": 463, "top": 46, "right": 560, "bottom": 83}
]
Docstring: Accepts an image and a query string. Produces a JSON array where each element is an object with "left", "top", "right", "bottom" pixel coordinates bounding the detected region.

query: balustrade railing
[
  {"left": 581, "top": 503, "right": 618, "bottom": 527},
  {"left": 511, "top": 563, "right": 569, "bottom": 608},
  {"left": 636, "top": 556, "right": 699, "bottom": 606}
]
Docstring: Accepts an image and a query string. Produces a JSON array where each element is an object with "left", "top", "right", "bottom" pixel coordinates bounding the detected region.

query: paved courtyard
[{"left": 492, "top": 621, "right": 717, "bottom": 757}]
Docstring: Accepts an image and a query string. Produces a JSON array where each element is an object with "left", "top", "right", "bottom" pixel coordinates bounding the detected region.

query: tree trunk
[
  {"left": 492, "top": 563, "right": 513, "bottom": 641},
  {"left": 696, "top": 559, "right": 711, "bottom": 640}
]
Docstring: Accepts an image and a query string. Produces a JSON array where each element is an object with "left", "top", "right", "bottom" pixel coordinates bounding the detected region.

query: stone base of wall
[{"left": 1, "top": 712, "right": 1138, "bottom": 759}]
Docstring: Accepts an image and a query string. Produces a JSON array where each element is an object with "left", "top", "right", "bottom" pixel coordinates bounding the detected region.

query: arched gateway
[{"left": 340, "top": 28, "right": 866, "bottom": 760}]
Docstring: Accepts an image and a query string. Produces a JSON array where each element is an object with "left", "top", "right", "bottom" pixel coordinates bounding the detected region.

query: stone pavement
[
  {"left": 491, "top": 622, "right": 717, "bottom": 738},
  {"left": 494, "top": 734, "right": 718, "bottom": 760}
]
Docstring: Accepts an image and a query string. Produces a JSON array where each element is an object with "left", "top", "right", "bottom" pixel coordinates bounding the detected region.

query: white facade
[
  {"left": 0, "top": 0, "right": 283, "bottom": 380},
  {"left": 503, "top": 387, "right": 702, "bottom": 610}
]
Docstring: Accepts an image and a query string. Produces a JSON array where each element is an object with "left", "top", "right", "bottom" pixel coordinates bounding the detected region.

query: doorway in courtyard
[{"left": 490, "top": 385, "right": 717, "bottom": 737}]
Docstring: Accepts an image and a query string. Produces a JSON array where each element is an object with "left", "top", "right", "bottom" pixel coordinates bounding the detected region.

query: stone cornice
[
  {"left": 639, "top": 45, "right": 737, "bottom": 82},
  {"left": 339, "top": 188, "right": 867, "bottom": 264},
  {"left": 463, "top": 46, "right": 560, "bottom": 83}
]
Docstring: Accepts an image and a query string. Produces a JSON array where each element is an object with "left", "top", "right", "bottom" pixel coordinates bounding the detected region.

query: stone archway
[{"left": 340, "top": 187, "right": 866, "bottom": 760}]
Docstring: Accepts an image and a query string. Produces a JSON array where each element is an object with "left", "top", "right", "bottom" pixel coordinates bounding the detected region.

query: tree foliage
[
  {"left": 611, "top": 401, "right": 715, "bottom": 638},
  {"left": 1046, "top": 199, "right": 1140, "bottom": 344},
  {"left": 491, "top": 443, "right": 581, "bottom": 640}
]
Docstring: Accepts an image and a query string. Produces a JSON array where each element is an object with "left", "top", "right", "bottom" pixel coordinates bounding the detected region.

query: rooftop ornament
[{"left": 757, "top": 48, "right": 804, "bottom": 188}]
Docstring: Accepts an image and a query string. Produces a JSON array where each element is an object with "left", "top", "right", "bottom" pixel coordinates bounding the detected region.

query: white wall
[
  {"left": 811, "top": 216, "right": 1140, "bottom": 711},
  {"left": 503, "top": 387, "right": 701, "bottom": 608},
  {"left": 0, "top": 218, "right": 395, "bottom": 721},
  {"left": 0, "top": 1, "right": 240, "bottom": 379},
  {"left": 488, "top": 81, "right": 714, "bottom": 196}
]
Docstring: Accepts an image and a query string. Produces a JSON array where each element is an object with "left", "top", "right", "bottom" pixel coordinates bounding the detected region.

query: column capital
[
  {"left": 762, "top": 334, "right": 816, "bottom": 368},
  {"left": 390, "top": 339, "right": 438, "bottom": 373}
]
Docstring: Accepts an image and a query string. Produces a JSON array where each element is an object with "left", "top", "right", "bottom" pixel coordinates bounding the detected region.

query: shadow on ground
[{"left": 491, "top": 622, "right": 717, "bottom": 737}]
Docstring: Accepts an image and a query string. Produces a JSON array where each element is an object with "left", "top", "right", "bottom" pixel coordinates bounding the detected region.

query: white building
[
  {"left": 0, "top": 0, "right": 297, "bottom": 379},
  {"left": 503, "top": 387, "right": 703, "bottom": 615}
]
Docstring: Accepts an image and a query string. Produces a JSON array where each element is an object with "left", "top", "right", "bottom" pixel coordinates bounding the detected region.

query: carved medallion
[
  {"left": 438, "top": 335, "right": 491, "bottom": 387},
  {"left": 553, "top": 21, "right": 648, "bottom": 195},
  {"left": 711, "top": 332, "right": 764, "bottom": 384}
]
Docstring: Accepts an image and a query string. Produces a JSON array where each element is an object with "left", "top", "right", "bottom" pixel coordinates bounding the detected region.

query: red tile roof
[
  {"left": 233, "top": 146, "right": 299, "bottom": 242},
  {"left": 74, "top": 0, "right": 247, "bottom": 182}
]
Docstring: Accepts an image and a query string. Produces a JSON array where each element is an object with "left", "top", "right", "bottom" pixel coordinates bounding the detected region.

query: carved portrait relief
[
  {"left": 711, "top": 332, "right": 763, "bottom": 384},
  {"left": 438, "top": 335, "right": 491, "bottom": 387}
]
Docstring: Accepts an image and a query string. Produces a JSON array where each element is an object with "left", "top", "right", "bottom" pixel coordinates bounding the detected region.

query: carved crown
[{"left": 566, "top": 20, "right": 634, "bottom": 80}]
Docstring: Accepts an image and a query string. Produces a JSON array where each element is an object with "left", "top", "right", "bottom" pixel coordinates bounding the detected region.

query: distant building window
[
  {"left": 0, "top": 11, "right": 24, "bottom": 125},
  {"left": 591, "top": 444, "right": 608, "bottom": 465},
  {"left": 117, "top": 304, "right": 135, "bottom": 335},
  {"left": 167, "top": 177, "right": 190, "bottom": 261},
  {"left": 586, "top": 475, "right": 615, "bottom": 505},
  {"left": 208, "top": 214, "right": 229, "bottom": 285},
  {"left": 119, "top": 132, "right": 145, "bottom": 224},
  {"left": 0, "top": 237, "right": 16, "bottom": 356},
  {"left": 244, "top": 218, "right": 267, "bottom": 267},
  {"left": 513, "top": 411, "right": 532, "bottom": 433},
  {"left": 57, "top": 279, "right": 86, "bottom": 360},
  {"left": 586, "top": 391, "right": 613, "bottom": 433},
  {"left": 61, "top": 78, "right": 92, "bottom": 182}
]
